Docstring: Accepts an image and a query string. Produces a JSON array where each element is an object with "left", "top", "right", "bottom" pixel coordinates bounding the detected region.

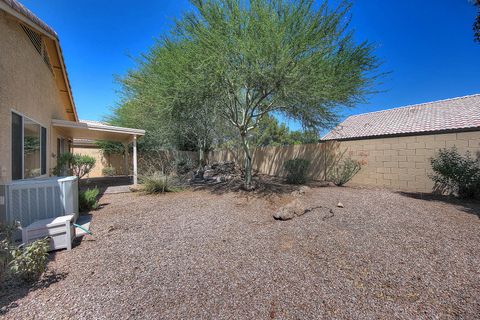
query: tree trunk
[
  {"left": 199, "top": 147, "right": 205, "bottom": 167},
  {"left": 198, "top": 138, "right": 206, "bottom": 170},
  {"left": 240, "top": 132, "right": 253, "bottom": 189}
]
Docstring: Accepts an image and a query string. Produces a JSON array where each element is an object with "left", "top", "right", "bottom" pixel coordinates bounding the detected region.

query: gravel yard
[{"left": 1, "top": 186, "right": 479, "bottom": 319}]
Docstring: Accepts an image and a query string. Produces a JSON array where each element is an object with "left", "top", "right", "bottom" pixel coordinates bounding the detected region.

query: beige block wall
[
  {"left": 210, "top": 130, "right": 480, "bottom": 193},
  {"left": 0, "top": 11, "right": 71, "bottom": 184},
  {"left": 71, "top": 146, "right": 129, "bottom": 178},
  {"left": 72, "top": 147, "right": 200, "bottom": 178},
  {"left": 342, "top": 131, "right": 480, "bottom": 192}
]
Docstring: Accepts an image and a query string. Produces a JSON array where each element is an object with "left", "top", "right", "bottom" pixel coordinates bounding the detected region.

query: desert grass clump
[
  {"left": 79, "top": 188, "right": 100, "bottom": 212},
  {"left": 141, "top": 172, "right": 181, "bottom": 194}
]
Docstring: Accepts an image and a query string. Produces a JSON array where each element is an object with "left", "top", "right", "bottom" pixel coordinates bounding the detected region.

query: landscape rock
[
  {"left": 189, "top": 161, "right": 238, "bottom": 185},
  {"left": 337, "top": 202, "right": 344, "bottom": 208},
  {"left": 291, "top": 186, "right": 311, "bottom": 198},
  {"left": 273, "top": 206, "right": 296, "bottom": 220},
  {"left": 299, "top": 186, "right": 311, "bottom": 194},
  {"left": 273, "top": 199, "right": 308, "bottom": 220}
]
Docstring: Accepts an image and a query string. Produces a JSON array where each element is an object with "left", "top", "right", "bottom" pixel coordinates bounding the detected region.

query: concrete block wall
[
  {"left": 209, "top": 130, "right": 480, "bottom": 193},
  {"left": 340, "top": 131, "right": 480, "bottom": 193}
]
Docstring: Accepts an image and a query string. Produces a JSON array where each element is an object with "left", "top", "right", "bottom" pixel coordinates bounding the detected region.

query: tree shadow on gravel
[
  {"left": 0, "top": 270, "right": 68, "bottom": 315},
  {"left": 397, "top": 192, "right": 480, "bottom": 218},
  {"left": 80, "top": 176, "right": 133, "bottom": 198},
  {"left": 192, "top": 174, "right": 330, "bottom": 198}
]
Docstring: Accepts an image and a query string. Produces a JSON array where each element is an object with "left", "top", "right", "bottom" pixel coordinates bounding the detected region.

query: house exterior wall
[
  {"left": 0, "top": 10, "right": 71, "bottom": 185},
  {"left": 209, "top": 130, "right": 480, "bottom": 193}
]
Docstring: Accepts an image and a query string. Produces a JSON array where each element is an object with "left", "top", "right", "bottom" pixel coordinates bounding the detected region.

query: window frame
[{"left": 11, "top": 110, "right": 49, "bottom": 181}]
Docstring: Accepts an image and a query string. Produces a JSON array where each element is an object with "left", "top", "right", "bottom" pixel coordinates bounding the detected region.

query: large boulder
[{"left": 273, "top": 199, "right": 308, "bottom": 220}]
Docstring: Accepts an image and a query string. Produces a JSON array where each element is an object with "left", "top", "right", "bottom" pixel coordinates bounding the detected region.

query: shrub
[
  {"left": 9, "top": 238, "right": 50, "bottom": 282},
  {"left": 102, "top": 166, "right": 116, "bottom": 176},
  {"left": 430, "top": 147, "right": 480, "bottom": 198},
  {"left": 175, "top": 157, "right": 196, "bottom": 175},
  {"left": 284, "top": 158, "right": 310, "bottom": 184},
  {"left": 53, "top": 153, "right": 96, "bottom": 178},
  {"left": 140, "top": 172, "right": 180, "bottom": 194},
  {"left": 329, "top": 157, "right": 362, "bottom": 186},
  {"left": 96, "top": 140, "right": 125, "bottom": 155},
  {"left": 0, "top": 223, "right": 17, "bottom": 281},
  {"left": 79, "top": 188, "right": 100, "bottom": 212}
]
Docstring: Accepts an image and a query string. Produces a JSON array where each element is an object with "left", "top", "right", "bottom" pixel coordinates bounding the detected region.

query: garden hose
[{"left": 73, "top": 223, "right": 93, "bottom": 236}]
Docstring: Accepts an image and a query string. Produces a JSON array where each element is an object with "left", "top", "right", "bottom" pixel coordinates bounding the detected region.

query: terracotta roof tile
[
  {"left": 321, "top": 94, "right": 480, "bottom": 140},
  {"left": 1, "top": 0, "right": 57, "bottom": 38}
]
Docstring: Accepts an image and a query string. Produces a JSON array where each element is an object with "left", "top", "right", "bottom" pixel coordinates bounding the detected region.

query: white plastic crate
[{"left": 22, "top": 214, "right": 75, "bottom": 251}]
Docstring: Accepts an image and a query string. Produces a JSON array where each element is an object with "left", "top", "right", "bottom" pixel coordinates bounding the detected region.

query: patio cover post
[{"left": 133, "top": 135, "right": 138, "bottom": 185}]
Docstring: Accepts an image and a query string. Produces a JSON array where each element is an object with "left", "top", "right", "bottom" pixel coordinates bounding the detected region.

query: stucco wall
[
  {"left": 71, "top": 146, "right": 129, "bottom": 178},
  {"left": 0, "top": 11, "right": 70, "bottom": 184},
  {"left": 209, "top": 130, "right": 480, "bottom": 193}
]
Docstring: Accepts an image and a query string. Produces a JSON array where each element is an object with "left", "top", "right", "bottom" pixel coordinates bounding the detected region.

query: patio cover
[{"left": 52, "top": 119, "right": 145, "bottom": 184}]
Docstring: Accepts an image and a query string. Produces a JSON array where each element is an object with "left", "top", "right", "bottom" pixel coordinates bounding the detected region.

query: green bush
[
  {"left": 1, "top": 223, "right": 49, "bottom": 283},
  {"left": 96, "top": 140, "right": 125, "bottom": 155},
  {"left": 430, "top": 147, "right": 480, "bottom": 198},
  {"left": 102, "top": 166, "right": 116, "bottom": 176},
  {"left": 175, "top": 157, "right": 196, "bottom": 175},
  {"left": 79, "top": 188, "right": 100, "bottom": 212},
  {"left": 10, "top": 238, "right": 50, "bottom": 282},
  {"left": 284, "top": 158, "right": 310, "bottom": 184},
  {"left": 0, "top": 223, "right": 17, "bottom": 281},
  {"left": 141, "top": 172, "right": 180, "bottom": 194},
  {"left": 53, "top": 153, "right": 96, "bottom": 178},
  {"left": 329, "top": 158, "right": 362, "bottom": 186}
]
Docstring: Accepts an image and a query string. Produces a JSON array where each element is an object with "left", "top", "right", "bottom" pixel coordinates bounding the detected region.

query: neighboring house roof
[
  {"left": 0, "top": 0, "right": 78, "bottom": 121},
  {"left": 321, "top": 94, "right": 480, "bottom": 141}
]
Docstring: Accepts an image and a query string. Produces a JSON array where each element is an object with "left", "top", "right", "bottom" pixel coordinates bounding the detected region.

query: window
[{"left": 11, "top": 112, "right": 47, "bottom": 180}]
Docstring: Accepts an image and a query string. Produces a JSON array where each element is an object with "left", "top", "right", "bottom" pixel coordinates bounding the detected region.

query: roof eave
[
  {"left": 320, "top": 126, "right": 480, "bottom": 142},
  {"left": 0, "top": 0, "right": 78, "bottom": 122}
]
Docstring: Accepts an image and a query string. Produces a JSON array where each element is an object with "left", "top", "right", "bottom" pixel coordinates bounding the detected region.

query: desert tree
[
  {"left": 473, "top": 0, "right": 480, "bottom": 42},
  {"left": 112, "top": 40, "right": 225, "bottom": 165},
  {"left": 172, "top": 0, "right": 380, "bottom": 188}
]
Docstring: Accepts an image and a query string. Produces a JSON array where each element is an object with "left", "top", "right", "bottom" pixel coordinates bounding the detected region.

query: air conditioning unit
[{"left": 5, "top": 176, "right": 78, "bottom": 228}]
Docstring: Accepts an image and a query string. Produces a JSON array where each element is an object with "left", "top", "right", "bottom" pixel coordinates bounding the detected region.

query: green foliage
[
  {"left": 111, "top": 40, "right": 225, "bottom": 154},
  {"left": 284, "top": 158, "right": 311, "bottom": 185},
  {"left": 430, "top": 147, "right": 480, "bottom": 198},
  {"left": 250, "top": 115, "right": 320, "bottom": 147},
  {"left": 140, "top": 172, "right": 180, "bottom": 194},
  {"left": 24, "top": 136, "right": 40, "bottom": 154},
  {"left": 53, "top": 153, "right": 96, "bottom": 178},
  {"left": 79, "top": 188, "right": 100, "bottom": 212},
  {"left": 329, "top": 158, "right": 362, "bottom": 186},
  {"left": 1, "top": 223, "right": 49, "bottom": 283},
  {"left": 96, "top": 140, "right": 125, "bottom": 155},
  {"left": 9, "top": 238, "right": 50, "bottom": 282},
  {"left": 0, "top": 222, "right": 18, "bottom": 281},
  {"left": 175, "top": 157, "right": 197, "bottom": 175},
  {"left": 474, "top": 0, "right": 480, "bottom": 42},
  {"left": 102, "top": 166, "right": 116, "bottom": 177},
  {"left": 112, "top": 0, "right": 380, "bottom": 188}
]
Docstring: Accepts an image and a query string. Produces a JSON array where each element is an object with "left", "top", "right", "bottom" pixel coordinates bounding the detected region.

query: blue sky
[{"left": 22, "top": 0, "right": 480, "bottom": 130}]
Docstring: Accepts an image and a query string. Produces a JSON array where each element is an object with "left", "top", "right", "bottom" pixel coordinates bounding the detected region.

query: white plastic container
[{"left": 22, "top": 215, "right": 75, "bottom": 251}]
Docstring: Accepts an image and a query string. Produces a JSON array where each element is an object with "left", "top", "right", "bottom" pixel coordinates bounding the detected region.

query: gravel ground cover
[{"left": 1, "top": 186, "right": 479, "bottom": 319}]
